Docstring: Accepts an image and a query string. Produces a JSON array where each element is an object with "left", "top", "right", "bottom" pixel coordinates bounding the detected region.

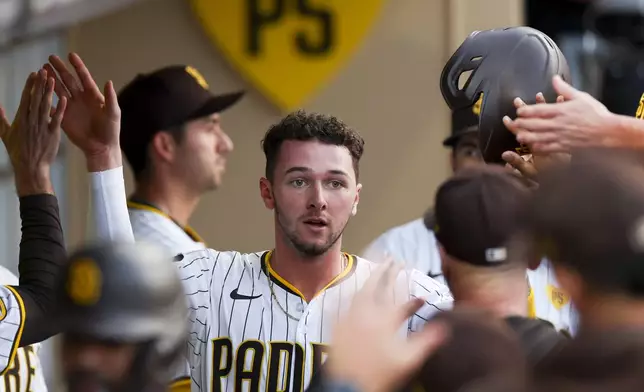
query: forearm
[
  {"left": 14, "top": 194, "right": 66, "bottom": 345},
  {"left": 89, "top": 165, "right": 135, "bottom": 243}
]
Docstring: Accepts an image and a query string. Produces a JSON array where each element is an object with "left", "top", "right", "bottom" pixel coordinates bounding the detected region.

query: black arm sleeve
[{"left": 10, "top": 194, "right": 66, "bottom": 346}]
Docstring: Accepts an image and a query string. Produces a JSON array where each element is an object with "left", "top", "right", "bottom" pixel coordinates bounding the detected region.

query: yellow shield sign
[{"left": 190, "top": 0, "right": 386, "bottom": 111}]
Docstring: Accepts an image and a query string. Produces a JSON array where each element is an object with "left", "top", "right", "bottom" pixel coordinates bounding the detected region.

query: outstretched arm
[{"left": 46, "top": 53, "right": 134, "bottom": 243}]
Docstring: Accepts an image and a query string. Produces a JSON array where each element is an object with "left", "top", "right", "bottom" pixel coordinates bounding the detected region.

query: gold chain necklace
[{"left": 269, "top": 254, "right": 348, "bottom": 322}]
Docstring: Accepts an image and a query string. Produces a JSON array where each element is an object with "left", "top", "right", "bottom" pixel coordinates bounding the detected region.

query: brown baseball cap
[
  {"left": 434, "top": 164, "right": 531, "bottom": 266},
  {"left": 118, "top": 65, "right": 244, "bottom": 173},
  {"left": 527, "top": 150, "right": 644, "bottom": 295}
]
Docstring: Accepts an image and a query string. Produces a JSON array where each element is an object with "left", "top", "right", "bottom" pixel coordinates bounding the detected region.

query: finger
[
  {"left": 501, "top": 151, "right": 538, "bottom": 180},
  {"left": 552, "top": 75, "right": 581, "bottom": 101},
  {"left": 513, "top": 97, "right": 527, "bottom": 109},
  {"left": 360, "top": 261, "right": 393, "bottom": 297},
  {"left": 29, "top": 70, "right": 47, "bottom": 127},
  {"left": 394, "top": 297, "right": 425, "bottom": 324},
  {"left": 536, "top": 92, "right": 546, "bottom": 104},
  {"left": 556, "top": 95, "right": 565, "bottom": 104},
  {"left": 511, "top": 117, "right": 561, "bottom": 133},
  {"left": 49, "top": 55, "right": 82, "bottom": 95},
  {"left": 43, "top": 63, "right": 71, "bottom": 99},
  {"left": 515, "top": 130, "right": 560, "bottom": 146},
  {"left": 531, "top": 141, "right": 570, "bottom": 154},
  {"left": 69, "top": 52, "right": 103, "bottom": 99},
  {"left": 39, "top": 76, "right": 55, "bottom": 125},
  {"left": 503, "top": 116, "right": 521, "bottom": 135},
  {"left": 50, "top": 96, "right": 67, "bottom": 131},
  {"left": 104, "top": 80, "right": 120, "bottom": 118},
  {"left": 16, "top": 73, "right": 36, "bottom": 120}
]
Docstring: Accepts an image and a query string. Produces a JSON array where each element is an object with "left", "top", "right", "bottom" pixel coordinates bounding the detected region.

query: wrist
[
  {"left": 14, "top": 169, "right": 54, "bottom": 197},
  {"left": 85, "top": 147, "right": 122, "bottom": 172},
  {"left": 608, "top": 114, "right": 644, "bottom": 149}
]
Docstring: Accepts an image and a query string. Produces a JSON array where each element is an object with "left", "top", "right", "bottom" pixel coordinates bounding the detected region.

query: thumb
[
  {"left": 104, "top": 80, "right": 121, "bottom": 119},
  {"left": 552, "top": 75, "right": 580, "bottom": 101},
  {"left": 0, "top": 106, "right": 8, "bottom": 126}
]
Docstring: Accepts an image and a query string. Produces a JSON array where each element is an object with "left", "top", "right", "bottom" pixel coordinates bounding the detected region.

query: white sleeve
[
  {"left": 407, "top": 270, "right": 453, "bottom": 332},
  {"left": 89, "top": 166, "right": 135, "bottom": 243},
  {"left": 0, "top": 286, "right": 26, "bottom": 374}
]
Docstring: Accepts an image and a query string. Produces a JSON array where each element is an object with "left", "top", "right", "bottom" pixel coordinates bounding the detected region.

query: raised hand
[
  {"left": 0, "top": 69, "right": 67, "bottom": 196},
  {"left": 327, "top": 262, "right": 448, "bottom": 392},
  {"left": 503, "top": 76, "right": 615, "bottom": 153},
  {"left": 502, "top": 92, "right": 570, "bottom": 185},
  {"left": 44, "top": 52, "right": 121, "bottom": 171}
]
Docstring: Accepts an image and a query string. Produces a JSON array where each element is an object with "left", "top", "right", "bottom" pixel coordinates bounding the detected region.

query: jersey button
[{"left": 296, "top": 303, "right": 305, "bottom": 313}]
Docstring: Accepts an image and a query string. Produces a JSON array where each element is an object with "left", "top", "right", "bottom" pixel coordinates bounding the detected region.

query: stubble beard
[{"left": 274, "top": 203, "right": 348, "bottom": 258}]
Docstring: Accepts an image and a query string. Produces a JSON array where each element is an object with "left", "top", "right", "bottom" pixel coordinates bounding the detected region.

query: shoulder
[{"left": 174, "top": 248, "right": 268, "bottom": 272}]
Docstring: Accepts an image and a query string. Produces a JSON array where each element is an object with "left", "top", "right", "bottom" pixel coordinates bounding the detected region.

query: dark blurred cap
[
  {"left": 443, "top": 94, "right": 482, "bottom": 147},
  {"left": 118, "top": 65, "right": 244, "bottom": 172},
  {"left": 528, "top": 150, "right": 644, "bottom": 296},
  {"left": 434, "top": 164, "right": 531, "bottom": 266},
  {"left": 415, "top": 309, "right": 527, "bottom": 392}
]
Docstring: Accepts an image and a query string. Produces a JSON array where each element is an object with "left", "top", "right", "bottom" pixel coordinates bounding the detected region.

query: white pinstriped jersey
[
  {"left": 0, "top": 267, "right": 46, "bottom": 392},
  {"left": 128, "top": 205, "right": 206, "bottom": 256},
  {"left": 174, "top": 249, "right": 452, "bottom": 392},
  {"left": 128, "top": 204, "right": 206, "bottom": 387}
]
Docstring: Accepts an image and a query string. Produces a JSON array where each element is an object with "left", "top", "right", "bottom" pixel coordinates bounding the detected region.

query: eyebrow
[{"left": 284, "top": 167, "right": 349, "bottom": 177}]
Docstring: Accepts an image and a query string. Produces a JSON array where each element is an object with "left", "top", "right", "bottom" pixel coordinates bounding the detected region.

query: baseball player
[
  {"left": 70, "top": 99, "right": 453, "bottom": 391},
  {"left": 55, "top": 242, "right": 188, "bottom": 392},
  {"left": 0, "top": 69, "right": 71, "bottom": 381},
  {"left": 111, "top": 64, "right": 243, "bottom": 391},
  {"left": 116, "top": 65, "right": 243, "bottom": 256}
]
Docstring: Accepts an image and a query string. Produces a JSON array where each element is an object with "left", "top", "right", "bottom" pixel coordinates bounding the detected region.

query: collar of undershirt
[
  {"left": 260, "top": 250, "right": 357, "bottom": 301},
  {"left": 127, "top": 198, "right": 205, "bottom": 244}
]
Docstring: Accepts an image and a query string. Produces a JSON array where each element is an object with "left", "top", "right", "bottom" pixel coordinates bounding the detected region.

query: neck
[
  {"left": 452, "top": 280, "right": 528, "bottom": 318},
  {"left": 270, "top": 236, "right": 345, "bottom": 301},
  {"left": 580, "top": 295, "right": 644, "bottom": 331},
  {"left": 132, "top": 176, "right": 201, "bottom": 227}
]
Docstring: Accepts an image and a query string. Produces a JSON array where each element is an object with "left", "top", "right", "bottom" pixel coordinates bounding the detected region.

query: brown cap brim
[{"left": 189, "top": 90, "right": 245, "bottom": 121}]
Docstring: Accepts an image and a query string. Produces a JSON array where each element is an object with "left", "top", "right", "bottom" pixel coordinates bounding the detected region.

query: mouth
[{"left": 303, "top": 217, "right": 329, "bottom": 228}]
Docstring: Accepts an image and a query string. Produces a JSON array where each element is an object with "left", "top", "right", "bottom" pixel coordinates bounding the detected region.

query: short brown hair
[{"left": 261, "top": 110, "right": 365, "bottom": 181}]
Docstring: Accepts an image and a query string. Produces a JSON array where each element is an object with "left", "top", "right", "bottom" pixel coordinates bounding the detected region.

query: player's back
[
  {"left": 0, "top": 267, "right": 47, "bottom": 392},
  {"left": 174, "top": 249, "right": 453, "bottom": 392}
]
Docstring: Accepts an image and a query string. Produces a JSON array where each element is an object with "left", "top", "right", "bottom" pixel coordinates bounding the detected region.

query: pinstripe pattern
[
  {"left": 128, "top": 207, "right": 206, "bottom": 385},
  {"left": 0, "top": 267, "right": 46, "bottom": 392},
  {"left": 174, "top": 249, "right": 453, "bottom": 392}
]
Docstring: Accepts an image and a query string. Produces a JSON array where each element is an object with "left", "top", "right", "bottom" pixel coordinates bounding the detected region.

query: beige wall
[{"left": 65, "top": 0, "right": 523, "bottom": 253}]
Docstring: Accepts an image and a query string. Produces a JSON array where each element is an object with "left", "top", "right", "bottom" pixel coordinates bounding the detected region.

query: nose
[
  {"left": 307, "top": 183, "right": 327, "bottom": 211},
  {"left": 218, "top": 129, "right": 234, "bottom": 155}
]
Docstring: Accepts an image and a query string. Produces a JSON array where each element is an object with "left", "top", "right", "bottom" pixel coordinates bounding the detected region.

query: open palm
[{"left": 45, "top": 53, "right": 120, "bottom": 157}]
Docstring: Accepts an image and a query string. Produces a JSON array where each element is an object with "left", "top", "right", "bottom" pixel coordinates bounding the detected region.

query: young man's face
[
  {"left": 260, "top": 140, "right": 361, "bottom": 257},
  {"left": 173, "top": 113, "right": 234, "bottom": 191},
  {"left": 451, "top": 132, "right": 484, "bottom": 173}
]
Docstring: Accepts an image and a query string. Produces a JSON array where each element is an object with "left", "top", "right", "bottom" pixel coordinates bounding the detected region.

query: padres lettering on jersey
[{"left": 174, "top": 249, "right": 452, "bottom": 392}]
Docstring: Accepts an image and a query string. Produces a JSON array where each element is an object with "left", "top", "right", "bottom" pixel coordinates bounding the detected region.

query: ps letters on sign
[{"left": 191, "top": 0, "right": 386, "bottom": 110}]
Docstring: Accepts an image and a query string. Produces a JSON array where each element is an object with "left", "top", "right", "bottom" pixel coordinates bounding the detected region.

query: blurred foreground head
[
  {"left": 55, "top": 242, "right": 188, "bottom": 392},
  {"left": 527, "top": 150, "right": 644, "bottom": 328}
]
